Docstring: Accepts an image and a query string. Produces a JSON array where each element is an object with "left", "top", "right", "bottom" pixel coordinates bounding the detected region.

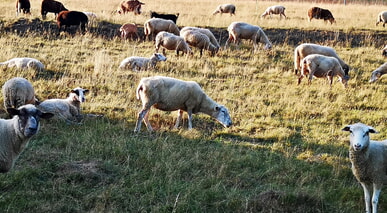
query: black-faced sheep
[
  {"left": 212, "top": 4, "right": 236, "bottom": 16},
  {"left": 299, "top": 54, "right": 349, "bottom": 87},
  {"left": 308, "top": 7, "right": 335, "bottom": 24},
  {"left": 261, "top": 5, "right": 286, "bottom": 19},
  {"left": 2, "top": 77, "right": 37, "bottom": 110},
  {"left": 144, "top": 18, "right": 180, "bottom": 41},
  {"left": 150, "top": 11, "right": 179, "bottom": 24},
  {"left": 0, "top": 57, "right": 45, "bottom": 72},
  {"left": 180, "top": 30, "right": 218, "bottom": 57},
  {"left": 0, "top": 104, "right": 53, "bottom": 173},
  {"left": 134, "top": 76, "right": 232, "bottom": 132},
  {"left": 369, "top": 62, "right": 387, "bottom": 83},
  {"left": 41, "top": 0, "right": 68, "bottom": 20},
  {"left": 342, "top": 123, "right": 387, "bottom": 213},
  {"left": 117, "top": 0, "right": 144, "bottom": 15},
  {"left": 155, "top": 31, "right": 193, "bottom": 56},
  {"left": 16, "top": 0, "right": 31, "bottom": 16},
  {"left": 180, "top": 26, "right": 220, "bottom": 50},
  {"left": 376, "top": 11, "right": 387, "bottom": 27},
  {"left": 225, "top": 22, "right": 272, "bottom": 51},
  {"left": 119, "top": 23, "right": 140, "bottom": 41},
  {"left": 119, "top": 53, "right": 167, "bottom": 71},
  {"left": 294, "top": 43, "right": 349, "bottom": 75},
  {"left": 57, "top": 11, "right": 88, "bottom": 33}
]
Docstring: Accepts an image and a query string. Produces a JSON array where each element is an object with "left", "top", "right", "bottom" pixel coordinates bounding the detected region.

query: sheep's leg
[
  {"left": 174, "top": 110, "right": 183, "bottom": 129},
  {"left": 143, "top": 110, "right": 153, "bottom": 131},
  {"left": 361, "top": 182, "right": 372, "bottom": 213},
  {"left": 134, "top": 108, "right": 152, "bottom": 132},
  {"left": 298, "top": 75, "right": 303, "bottom": 85},
  {"left": 187, "top": 110, "right": 193, "bottom": 130},
  {"left": 372, "top": 184, "right": 382, "bottom": 213}
]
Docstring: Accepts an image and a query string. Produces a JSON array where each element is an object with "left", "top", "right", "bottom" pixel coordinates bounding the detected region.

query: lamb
[
  {"left": 299, "top": 54, "right": 349, "bottom": 87},
  {"left": 2, "top": 77, "right": 37, "bottom": 110},
  {"left": 155, "top": 31, "right": 193, "bottom": 56},
  {"left": 144, "top": 18, "right": 180, "bottom": 41},
  {"left": 57, "top": 11, "right": 88, "bottom": 33},
  {"left": 369, "top": 62, "right": 387, "bottom": 83},
  {"left": 119, "top": 53, "right": 167, "bottom": 71},
  {"left": 0, "top": 104, "right": 53, "bottom": 173},
  {"left": 294, "top": 43, "right": 350, "bottom": 75},
  {"left": 307, "top": 7, "right": 335, "bottom": 24},
  {"left": 119, "top": 23, "right": 140, "bottom": 41},
  {"left": 212, "top": 4, "right": 236, "bottom": 16},
  {"left": 150, "top": 11, "right": 179, "bottom": 24},
  {"left": 41, "top": 0, "right": 68, "bottom": 20},
  {"left": 342, "top": 123, "right": 387, "bottom": 213},
  {"left": 180, "top": 26, "right": 220, "bottom": 50},
  {"left": 134, "top": 76, "right": 232, "bottom": 132},
  {"left": 376, "top": 11, "right": 387, "bottom": 27},
  {"left": 37, "top": 87, "right": 89, "bottom": 123},
  {"left": 16, "top": 0, "right": 31, "bottom": 16},
  {"left": 180, "top": 30, "right": 218, "bottom": 57},
  {"left": 0, "top": 57, "right": 44, "bottom": 72},
  {"left": 261, "top": 5, "right": 286, "bottom": 19},
  {"left": 225, "top": 22, "right": 272, "bottom": 50}
]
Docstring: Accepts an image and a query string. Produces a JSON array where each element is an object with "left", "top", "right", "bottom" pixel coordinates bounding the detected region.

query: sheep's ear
[
  {"left": 342, "top": 126, "right": 351, "bottom": 132},
  {"left": 6, "top": 108, "right": 20, "bottom": 116},
  {"left": 84, "top": 89, "right": 89, "bottom": 93},
  {"left": 40, "top": 112, "right": 54, "bottom": 119},
  {"left": 368, "top": 127, "right": 379, "bottom": 134}
]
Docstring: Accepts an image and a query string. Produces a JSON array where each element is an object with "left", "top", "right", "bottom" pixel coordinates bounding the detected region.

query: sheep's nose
[{"left": 354, "top": 144, "right": 362, "bottom": 150}]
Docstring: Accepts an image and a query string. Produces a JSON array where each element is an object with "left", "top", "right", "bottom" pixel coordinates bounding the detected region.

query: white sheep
[
  {"left": 261, "top": 5, "right": 286, "bottom": 19},
  {"left": 294, "top": 43, "right": 350, "bottom": 75},
  {"left": 180, "top": 26, "right": 220, "bottom": 50},
  {"left": 134, "top": 76, "right": 232, "bottom": 132},
  {"left": 382, "top": 45, "right": 387, "bottom": 57},
  {"left": 299, "top": 54, "right": 349, "bottom": 87},
  {"left": 83, "top": 12, "right": 98, "bottom": 27},
  {"left": 118, "top": 53, "right": 167, "bottom": 71},
  {"left": 37, "top": 87, "right": 89, "bottom": 123},
  {"left": 369, "top": 62, "right": 387, "bottom": 83},
  {"left": 2, "top": 77, "right": 37, "bottom": 110},
  {"left": 155, "top": 31, "right": 193, "bottom": 56},
  {"left": 0, "top": 57, "right": 44, "bottom": 71},
  {"left": 0, "top": 104, "right": 53, "bottom": 172},
  {"left": 212, "top": 4, "right": 236, "bottom": 16},
  {"left": 180, "top": 30, "right": 218, "bottom": 57},
  {"left": 144, "top": 18, "right": 180, "bottom": 41},
  {"left": 225, "top": 22, "right": 272, "bottom": 51},
  {"left": 376, "top": 11, "right": 387, "bottom": 27},
  {"left": 342, "top": 123, "right": 387, "bottom": 213}
]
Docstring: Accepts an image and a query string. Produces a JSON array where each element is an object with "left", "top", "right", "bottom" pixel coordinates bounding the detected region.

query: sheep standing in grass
[
  {"left": 261, "top": 5, "right": 286, "bottom": 19},
  {"left": 369, "top": 62, "right": 387, "bottom": 83},
  {"left": 342, "top": 123, "right": 387, "bottom": 213},
  {"left": 294, "top": 43, "right": 349, "bottom": 75},
  {"left": 0, "top": 104, "right": 53, "bottom": 173},
  {"left": 180, "top": 26, "right": 220, "bottom": 50},
  {"left": 155, "top": 31, "right": 192, "bottom": 56},
  {"left": 0, "top": 57, "right": 44, "bottom": 72},
  {"left": 120, "top": 23, "right": 140, "bottom": 41},
  {"left": 225, "top": 22, "right": 272, "bottom": 51},
  {"left": 134, "top": 76, "right": 232, "bottom": 132},
  {"left": 37, "top": 87, "right": 89, "bottom": 123},
  {"left": 144, "top": 18, "right": 180, "bottom": 41},
  {"left": 299, "top": 54, "right": 349, "bottom": 87},
  {"left": 119, "top": 53, "right": 167, "bottom": 71},
  {"left": 376, "top": 11, "right": 387, "bottom": 27},
  {"left": 212, "top": 4, "right": 235, "bottom": 16},
  {"left": 2, "top": 77, "right": 37, "bottom": 110},
  {"left": 181, "top": 30, "right": 217, "bottom": 57}
]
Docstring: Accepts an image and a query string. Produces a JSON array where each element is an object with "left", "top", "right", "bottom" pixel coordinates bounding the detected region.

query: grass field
[{"left": 0, "top": 0, "right": 386, "bottom": 212}]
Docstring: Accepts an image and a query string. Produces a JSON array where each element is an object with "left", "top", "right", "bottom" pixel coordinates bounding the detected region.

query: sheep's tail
[
  {"left": 136, "top": 83, "right": 144, "bottom": 100},
  {"left": 294, "top": 48, "right": 300, "bottom": 75}
]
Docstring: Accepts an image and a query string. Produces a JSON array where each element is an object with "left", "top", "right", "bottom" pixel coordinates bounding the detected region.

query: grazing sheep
[
  {"left": 119, "top": 53, "right": 167, "bottom": 71},
  {"left": 294, "top": 43, "right": 349, "bottom": 75},
  {"left": 83, "top": 12, "right": 97, "bottom": 26},
  {"left": 342, "top": 123, "right": 387, "bottom": 213},
  {"left": 180, "top": 30, "right": 217, "bottom": 57},
  {"left": 117, "top": 0, "right": 144, "bottom": 15},
  {"left": 261, "top": 5, "right": 286, "bottom": 19},
  {"left": 119, "top": 23, "right": 140, "bottom": 41},
  {"left": 212, "top": 4, "right": 236, "bottom": 16},
  {"left": 376, "top": 11, "right": 387, "bottom": 27},
  {"left": 37, "top": 87, "right": 89, "bottom": 123},
  {"left": 155, "top": 31, "right": 193, "bottom": 56},
  {"left": 0, "top": 57, "right": 44, "bottom": 72},
  {"left": 299, "top": 54, "right": 349, "bottom": 87},
  {"left": 369, "top": 62, "right": 387, "bottom": 83},
  {"left": 225, "top": 22, "right": 272, "bottom": 50},
  {"left": 150, "top": 11, "right": 179, "bottom": 24},
  {"left": 0, "top": 104, "right": 53, "bottom": 173},
  {"left": 16, "top": 0, "right": 31, "bottom": 16},
  {"left": 382, "top": 45, "right": 387, "bottom": 57},
  {"left": 2, "top": 77, "right": 37, "bottom": 110},
  {"left": 41, "top": 0, "right": 68, "bottom": 20},
  {"left": 134, "top": 76, "right": 232, "bottom": 132},
  {"left": 308, "top": 7, "right": 335, "bottom": 24},
  {"left": 57, "top": 11, "right": 88, "bottom": 33},
  {"left": 144, "top": 18, "right": 180, "bottom": 41},
  {"left": 180, "top": 26, "right": 220, "bottom": 50}
]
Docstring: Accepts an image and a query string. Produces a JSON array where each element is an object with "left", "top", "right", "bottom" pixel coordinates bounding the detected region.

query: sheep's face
[
  {"left": 212, "top": 105, "right": 232, "bottom": 128},
  {"left": 342, "top": 123, "right": 378, "bottom": 152},
  {"left": 369, "top": 71, "right": 381, "bottom": 83},
  {"left": 154, "top": 53, "right": 167, "bottom": 62},
  {"left": 71, "top": 88, "right": 89, "bottom": 103}
]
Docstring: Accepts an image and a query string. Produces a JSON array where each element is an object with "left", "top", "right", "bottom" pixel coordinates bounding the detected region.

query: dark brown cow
[
  {"left": 117, "top": 0, "right": 144, "bottom": 15},
  {"left": 41, "top": 0, "right": 68, "bottom": 20},
  {"left": 57, "top": 11, "right": 88, "bottom": 33},
  {"left": 307, "top": 7, "right": 335, "bottom": 24},
  {"left": 150, "top": 11, "right": 179, "bottom": 24},
  {"left": 16, "top": 0, "right": 31, "bottom": 16}
]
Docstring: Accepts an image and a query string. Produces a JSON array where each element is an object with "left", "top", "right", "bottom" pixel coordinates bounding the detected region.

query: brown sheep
[
  {"left": 16, "top": 0, "right": 31, "bottom": 16},
  {"left": 119, "top": 23, "right": 140, "bottom": 40},
  {"left": 308, "top": 7, "right": 335, "bottom": 24},
  {"left": 57, "top": 11, "right": 88, "bottom": 33},
  {"left": 117, "top": 0, "right": 144, "bottom": 15},
  {"left": 41, "top": 0, "right": 68, "bottom": 20}
]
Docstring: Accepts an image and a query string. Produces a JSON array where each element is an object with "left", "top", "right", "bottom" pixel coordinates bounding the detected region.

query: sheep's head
[
  {"left": 342, "top": 123, "right": 379, "bottom": 152},
  {"left": 369, "top": 70, "right": 381, "bottom": 83},
  {"left": 212, "top": 105, "right": 232, "bottom": 128},
  {"left": 71, "top": 87, "right": 89, "bottom": 103},
  {"left": 153, "top": 53, "right": 167, "bottom": 62}
]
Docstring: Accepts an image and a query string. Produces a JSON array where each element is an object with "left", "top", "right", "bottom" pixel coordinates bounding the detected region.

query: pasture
[{"left": 0, "top": 0, "right": 386, "bottom": 212}]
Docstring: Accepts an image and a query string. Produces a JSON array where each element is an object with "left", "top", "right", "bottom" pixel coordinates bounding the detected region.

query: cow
[
  {"left": 150, "top": 11, "right": 179, "bottom": 24},
  {"left": 16, "top": 0, "right": 31, "bottom": 16},
  {"left": 41, "top": 0, "right": 68, "bottom": 20},
  {"left": 307, "top": 7, "right": 335, "bottom": 24},
  {"left": 117, "top": 0, "right": 144, "bottom": 15}
]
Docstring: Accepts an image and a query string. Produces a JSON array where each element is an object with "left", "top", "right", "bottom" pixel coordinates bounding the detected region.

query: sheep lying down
[
  {"left": 0, "top": 57, "right": 44, "bottom": 71},
  {"left": 134, "top": 76, "right": 232, "bottom": 132}
]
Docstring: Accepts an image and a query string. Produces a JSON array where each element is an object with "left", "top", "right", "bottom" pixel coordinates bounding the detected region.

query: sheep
[
  {"left": 382, "top": 45, "right": 387, "bottom": 57},
  {"left": 261, "top": 5, "right": 286, "bottom": 19},
  {"left": 2, "top": 77, "right": 37, "bottom": 111},
  {"left": 134, "top": 76, "right": 232, "bottom": 132},
  {"left": 376, "top": 11, "right": 387, "bottom": 27},
  {"left": 144, "top": 18, "right": 180, "bottom": 41},
  {"left": 180, "top": 30, "right": 217, "bottom": 57},
  {"left": 83, "top": 12, "right": 97, "bottom": 27},
  {"left": 150, "top": 11, "right": 179, "bottom": 24},
  {"left": 37, "top": 87, "right": 89, "bottom": 123},
  {"left": 155, "top": 31, "right": 193, "bottom": 56},
  {"left": 299, "top": 54, "right": 349, "bottom": 87},
  {"left": 57, "top": 11, "right": 88, "bottom": 33},
  {"left": 16, "top": 0, "right": 31, "bottom": 16},
  {"left": 308, "top": 7, "right": 335, "bottom": 24},
  {"left": 0, "top": 104, "right": 53, "bottom": 173},
  {"left": 369, "top": 62, "right": 387, "bottom": 83},
  {"left": 225, "top": 22, "right": 272, "bottom": 51},
  {"left": 41, "top": 0, "right": 68, "bottom": 20},
  {"left": 342, "top": 123, "right": 387, "bottom": 213},
  {"left": 180, "top": 26, "right": 220, "bottom": 50},
  {"left": 212, "top": 4, "right": 236, "bottom": 16},
  {"left": 119, "top": 23, "right": 140, "bottom": 41},
  {"left": 117, "top": 0, "right": 144, "bottom": 15},
  {"left": 0, "top": 57, "right": 45, "bottom": 72},
  {"left": 294, "top": 43, "right": 350, "bottom": 75},
  {"left": 119, "top": 53, "right": 167, "bottom": 71}
]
